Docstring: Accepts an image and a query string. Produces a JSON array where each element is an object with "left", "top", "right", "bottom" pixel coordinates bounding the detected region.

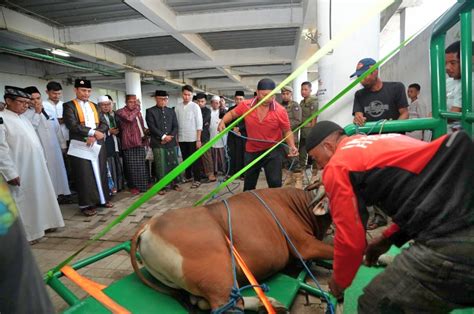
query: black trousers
[
  {"left": 243, "top": 148, "right": 283, "bottom": 191},
  {"left": 179, "top": 141, "right": 200, "bottom": 181}
]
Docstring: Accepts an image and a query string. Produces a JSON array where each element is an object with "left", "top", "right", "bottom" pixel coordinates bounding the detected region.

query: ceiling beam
[
  {"left": 0, "top": 6, "right": 127, "bottom": 66},
  {"left": 63, "top": 6, "right": 303, "bottom": 44},
  {"left": 134, "top": 46, "right": 294, "bottom": 71},
  {"left": 63, "top": 19, "right": 166, "bottom": 44},
  {"left": 124, "top": 0, "right": 214, "bottom": 61}
]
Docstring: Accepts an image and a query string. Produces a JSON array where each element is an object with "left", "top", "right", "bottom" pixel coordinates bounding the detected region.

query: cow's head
[{"left": 306, "top": 186, "right": 332, "bottom": 240}]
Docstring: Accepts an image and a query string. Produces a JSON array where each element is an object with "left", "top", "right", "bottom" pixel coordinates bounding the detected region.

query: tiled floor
[{"left": 31, "top": 171, "right": 355, "bottom": 313}]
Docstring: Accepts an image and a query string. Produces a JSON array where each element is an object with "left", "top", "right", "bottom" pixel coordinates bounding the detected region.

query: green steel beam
[{"left": 460, "top": 9, "right": 473, "bottom": 136}]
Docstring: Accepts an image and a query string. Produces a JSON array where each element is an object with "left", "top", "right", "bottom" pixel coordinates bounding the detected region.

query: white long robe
[
  {"left": 24, "top": 108, "right": 71, "bottom": 196},
  {"left": 0, "top": 109, "right": 65, "bottom": 241}
]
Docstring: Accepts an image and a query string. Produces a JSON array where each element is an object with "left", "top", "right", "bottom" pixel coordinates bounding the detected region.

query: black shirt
[
  {"left": 353, "top": 81, "right": 408, "bottom": 122},
  {"left": 200, "top": 106, "right": 211, "bottom": 143}
]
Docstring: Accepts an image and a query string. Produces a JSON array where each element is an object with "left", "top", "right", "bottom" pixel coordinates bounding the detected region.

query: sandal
[
  {"left": 190, "top": 181, "right": 201, "bottom": 189},
  {"left": 99, "top": 202, "right": 114, "bottom": 208},
  {"left": 172, "top": 185, "right": 183, "bottom": 192},
  {"left": 158, "top": 190, "right": 166, "bottom": 195},
  {"left": 81, "top": 207, "right": 97, "bottom": 217}
]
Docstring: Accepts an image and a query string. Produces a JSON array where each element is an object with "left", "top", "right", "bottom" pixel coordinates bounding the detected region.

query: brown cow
[{"left": 131, "top": 187, "right": 333, "bottom": 312}]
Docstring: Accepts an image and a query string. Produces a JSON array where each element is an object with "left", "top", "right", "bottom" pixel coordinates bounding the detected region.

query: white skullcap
[
  {"left": 211, "top": 95, "right": 221, "bottom": 102},
  {"left": 97, "top": 95, "right": 110, "bottom": 103}
]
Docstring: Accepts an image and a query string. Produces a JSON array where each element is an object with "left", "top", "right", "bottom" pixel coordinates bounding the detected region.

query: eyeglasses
[
  {"left": 157, "top": 97, "right": 169, "bottom": 101},
  {"left": 14, "top": 99, "right": 29, "bottom": 105}
]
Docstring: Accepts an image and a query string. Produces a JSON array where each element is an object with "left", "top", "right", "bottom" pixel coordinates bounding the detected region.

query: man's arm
[
  {"left": 323, "top": 165, "right": 367, "bottom": 295},
  {"left": 283, "top": 129, "right": 298, "bottom": 156},
  {"left": 352, "top": 93, "right": 366, "bottom": 126},
  {"left": 218, "top": 109, "right": 240, "bottom": 132},
  {"left": 0, "top": 125, "right": 19, "bottom": 182},
  {"left": 115, "top": 107, "right": 140, "bottom": 122},
  {"left": 398, "top": 107, "right": 409, "bottom": 120}
]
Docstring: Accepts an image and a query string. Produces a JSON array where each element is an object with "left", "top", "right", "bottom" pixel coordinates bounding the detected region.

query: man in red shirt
[
  {"left": 218, "top": 78, "right": 298, "bottom": 190},
  {"left": 306, "top": 121, "right": 474, "bottom": 313}
]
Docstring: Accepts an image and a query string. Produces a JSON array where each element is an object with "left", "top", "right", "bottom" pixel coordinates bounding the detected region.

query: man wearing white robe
[
  {"left": 0, "top": 86, "right": 64, "bottom": 242},
  {"left": 23, "top": 86, "right": 71, "bottom": 197}
]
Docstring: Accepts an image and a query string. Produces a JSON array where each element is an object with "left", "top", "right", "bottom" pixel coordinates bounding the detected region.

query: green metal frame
[
  {"left": 346, "top": 0, "right": 474, "bottom": 138},
  {"left": 46, "top": 241, "right": 337, "bottom": 313}
]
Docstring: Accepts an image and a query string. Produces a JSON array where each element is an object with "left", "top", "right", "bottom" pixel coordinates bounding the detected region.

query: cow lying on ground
[{"left": 131, "top": 187, "right": 334, "bottom": 313}]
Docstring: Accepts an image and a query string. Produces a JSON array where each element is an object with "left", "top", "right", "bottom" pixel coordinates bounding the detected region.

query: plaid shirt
[{"left": 115, "top": 107, "right": 146, "bottom": 150}]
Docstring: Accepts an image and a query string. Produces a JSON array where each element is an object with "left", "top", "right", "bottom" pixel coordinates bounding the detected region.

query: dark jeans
[
  {"left": 243, "top": 148, "right": 283, "bottom": 191},
  {"left": 179, "top": 141, "right": 200, "bottom": 181},
  {"left": 358, "top": 227, "right": 474, "bottom": 313}
]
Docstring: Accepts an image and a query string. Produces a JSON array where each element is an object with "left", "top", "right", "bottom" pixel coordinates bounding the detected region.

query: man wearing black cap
[
  {"left": 226, "top": 91, "right": 247, "bottom": 178},
  {"left": 24, "top": 86, "right": 71, "bottom": 200},
  {"left": 146, "top": 90, "right": 182, "bottom": 194},
  {"left": 63, "top": 79, "right": 112, "bottom": 216},
  {"left": 306, "top": 121, "right": 474, "bottom": 312},
  {"left": 218, "top": 78, "right": 298, "bottom": 190},
  {"left": 0, "top": 86, "right": 64, "bottom": 242}
]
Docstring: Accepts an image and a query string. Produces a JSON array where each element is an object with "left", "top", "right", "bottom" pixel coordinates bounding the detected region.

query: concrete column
[
  {"left": 292, "top": 61, "right": 308, "bottom": 103},
  {"left": 125, "top": 71, "right": 143, "bottom": 105},
  {"left": 316, "top": 0, "right": 380, "bottom": 126}
]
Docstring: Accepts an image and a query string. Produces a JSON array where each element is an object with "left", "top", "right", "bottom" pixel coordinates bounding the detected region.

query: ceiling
[{"left": 0, "top": 0, "right": 318, "bottom": 96}]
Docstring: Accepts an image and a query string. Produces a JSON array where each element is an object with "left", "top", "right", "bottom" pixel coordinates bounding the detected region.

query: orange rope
[
  {"left": 61, "top": 266, "right": 130, "bottom": 314},
  {"left": 225, "top": 237, "right": 276, "bottom": 314}
]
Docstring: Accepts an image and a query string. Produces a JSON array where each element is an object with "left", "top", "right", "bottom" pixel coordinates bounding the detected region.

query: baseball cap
[{"left": 350, "top": 58, "right": 377, "bottom": 78}]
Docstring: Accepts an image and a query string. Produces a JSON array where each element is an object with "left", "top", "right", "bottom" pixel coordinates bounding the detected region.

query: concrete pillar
[
  {"left": 125, "top": 71, "right": 143, "bottom": 105},
  {"left": 316, "top": 0, "right": 380, "bottom": 126},
  {"left": 292, "top": 61, "right": 308, "bottom": 103}
]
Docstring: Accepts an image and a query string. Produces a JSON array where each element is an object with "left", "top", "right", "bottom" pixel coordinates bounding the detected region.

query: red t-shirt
[{"left": 233, "top": 98, "right": 291, "bottom": 152}]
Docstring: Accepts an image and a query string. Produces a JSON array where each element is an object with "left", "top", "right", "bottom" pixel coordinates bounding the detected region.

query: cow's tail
[{"left": 130, "top": 223, "right": 195, "bottom": 312}]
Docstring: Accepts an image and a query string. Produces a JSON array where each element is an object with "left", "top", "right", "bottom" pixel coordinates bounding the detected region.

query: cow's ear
[{"left": 312, "top": 197, "right": 329, "bottom": 216}]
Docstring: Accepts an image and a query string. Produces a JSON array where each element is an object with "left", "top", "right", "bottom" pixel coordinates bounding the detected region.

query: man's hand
[
  {"left": 94, "top": 130, "right": 105, "bottom": 140},
  {"left": 7, "top": 177, "right": 20, "bottom": 186},
  {"left": 86, "top": 136, "right": 96, "bottom": 147},
  {"left": 218, "top": 122, "right": 226, "bottom": 132},
  {"left": 196, "top": 140, "right": 202, "bottom": 149},
  {"left": 109, "top": 127, "right": 119, "bottom": 135},
  {"left": 164, "top": 135, "right": 173, "bottom": 143},
  {"left": 34, "top": 102, "right": 43, "bottom": 114},
  {"left": 232, "top": 127, "right": 241, "bottom": 136},
  {"left": 353, "top": 112, "right": 366, "bottom": 126},
  {"left": 329, "top": 277, "right": 345, "bottom": 301},
  {"left": 364, "top": 235, "right": 392, "bottom": 266},
  {"left": 287, "top": 146, "right": 299, "bottom": 157}
]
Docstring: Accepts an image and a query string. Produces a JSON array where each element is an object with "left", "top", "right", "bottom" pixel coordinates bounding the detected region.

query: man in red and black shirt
[
  {"left": 218, "top": 78, "right": 298, "bottom": 190},
  {"left": 306, "top": 121, "right": 474, "bottom": 313}
]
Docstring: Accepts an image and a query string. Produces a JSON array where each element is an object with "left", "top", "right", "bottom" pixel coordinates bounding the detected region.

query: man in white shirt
[
  {"left": 24, "top": 86, "right": 71, "bottom": 198},
  {"left": 0, "top": 86, "right": 65, "bottom": 242},
  {"left": 174, "top": 85, "right": 203, "bottom": 188},
  {"left": 209, "top": 95, "right": 227, "bottom": 175}
]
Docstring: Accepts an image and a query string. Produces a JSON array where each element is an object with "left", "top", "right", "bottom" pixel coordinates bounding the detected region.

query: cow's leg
[
  {"left": 298, "top": 237, "right": 334, "bottom": 260},
  {"left": 242, "top": 296, "right": 288, "bottom": 314}
]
